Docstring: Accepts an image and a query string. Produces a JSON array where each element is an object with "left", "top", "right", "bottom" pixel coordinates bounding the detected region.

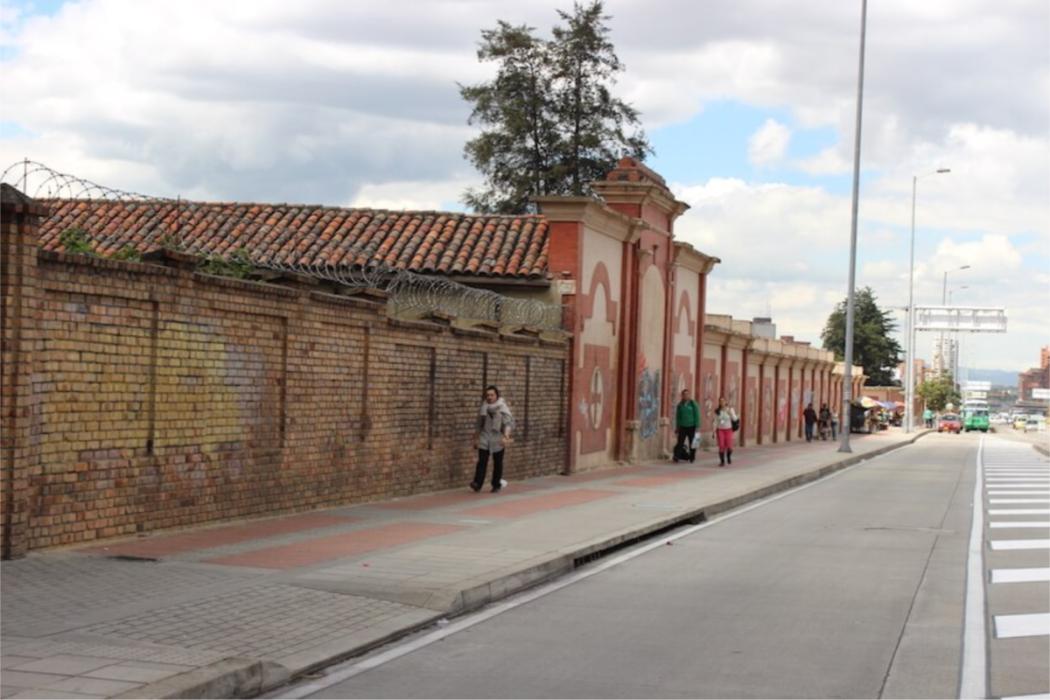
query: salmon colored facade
[{"left": 537, "top": 159, "right": 718, "bottom": 469}]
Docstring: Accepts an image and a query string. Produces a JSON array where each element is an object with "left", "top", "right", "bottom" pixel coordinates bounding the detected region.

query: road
[{"left": 273, "top": 434, "right": 1049, "bottom": 699}]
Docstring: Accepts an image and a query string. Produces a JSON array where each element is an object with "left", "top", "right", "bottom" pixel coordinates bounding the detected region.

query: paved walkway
[{"left": 2, "top": 430, "right": 938, "bottom": 699}]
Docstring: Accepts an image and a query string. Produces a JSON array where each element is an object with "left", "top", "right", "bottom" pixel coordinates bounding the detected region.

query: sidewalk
[{"left": 3, "top": 429, "right": 929, "bottom": 699}]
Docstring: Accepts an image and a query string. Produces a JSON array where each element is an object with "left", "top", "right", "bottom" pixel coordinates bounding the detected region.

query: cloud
[{"left": 747, "top": 119, "right": 790, "bottom": 167}]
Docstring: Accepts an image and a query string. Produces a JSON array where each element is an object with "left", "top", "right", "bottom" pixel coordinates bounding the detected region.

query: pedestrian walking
[
  {"left": 830, "top": 409, "right": 838, "bottom": 439},
  {"left": 818, "top": 403, "right": 832, "bottom": 440},
  {"left": 674, "top": 389, "right": 700, "bottom": 463},
  {"left": 923, "top": 407, "right": 934, "bottom": 429},
  {"left": 714, "top": 397, "right": 738, "bottom": 466},
  {"left": 470, "top": 385, "right": 514, "bottom": 493},
  {"left": 803, "top": 402, "right": 818, "bottom": 442}
]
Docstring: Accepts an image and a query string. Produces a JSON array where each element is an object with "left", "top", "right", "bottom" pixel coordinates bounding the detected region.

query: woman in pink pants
[{"left": 714, "top": 397, "right": 738, "bottom": 466}]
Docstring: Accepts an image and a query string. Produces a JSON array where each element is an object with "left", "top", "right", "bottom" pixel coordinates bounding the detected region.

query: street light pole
[
  {"left": 904, "top": 168, "right": 949, "bottom": 434},
  {"left": 939, "top": 264, "right": 970, "bottom": 378},
  {"left": 839, "top": 0, "right": 868, "bottom": 454}
]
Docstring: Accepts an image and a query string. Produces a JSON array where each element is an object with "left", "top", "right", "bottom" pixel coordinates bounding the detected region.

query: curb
[
  {"left": 155, "top": 431, "right": 931, "bottom": 699},
  {"left": 1034, "top": 442, "right": 1049, "bottom": 458}
]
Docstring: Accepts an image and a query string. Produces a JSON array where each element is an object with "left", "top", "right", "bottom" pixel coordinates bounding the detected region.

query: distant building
[{"left": 1017, "top": 345, "right": 1050, "bottom": 401}]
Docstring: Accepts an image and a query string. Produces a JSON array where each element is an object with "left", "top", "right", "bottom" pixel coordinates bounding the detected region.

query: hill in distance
[{"left": 959, "top": 367, "right": 1019, "bottom": 387}]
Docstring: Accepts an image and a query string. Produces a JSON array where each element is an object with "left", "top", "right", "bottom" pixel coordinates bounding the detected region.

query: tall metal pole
[
  {"left": 905, "top": 176, "right": 917, "bottom": 433},
  {"left": 839, "top": 0, "right": 868, "bottom": 454}
]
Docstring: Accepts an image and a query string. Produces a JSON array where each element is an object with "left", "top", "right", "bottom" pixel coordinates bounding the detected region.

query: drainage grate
[
  {"left": 106, "top": 554, "right": 158, "bottom": 562},
  {"left": 572, "top": 511, "right": 706, "bottom": 568}
]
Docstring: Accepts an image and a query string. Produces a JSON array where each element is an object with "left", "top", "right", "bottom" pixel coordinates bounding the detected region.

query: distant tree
[
  {"left": 460, "top": 1, "right": 650, "bottom": 213},
  {"left": 917, "top": 373, "right": 962, "bottom": 412},
  {"left": 821, "top": 287, "right": 903, "bottom": 386}
]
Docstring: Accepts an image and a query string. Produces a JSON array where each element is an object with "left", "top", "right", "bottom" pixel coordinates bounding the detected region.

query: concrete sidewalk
[{"left": 2, "top": 429, "right": 933, "bottom": 699}]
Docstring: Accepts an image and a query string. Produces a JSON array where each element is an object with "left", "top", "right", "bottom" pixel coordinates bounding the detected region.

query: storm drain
[{"left": 572, "top": 510, "right": 707, "bottom": 568}]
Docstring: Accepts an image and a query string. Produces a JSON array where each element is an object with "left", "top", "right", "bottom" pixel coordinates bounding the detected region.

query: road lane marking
[
  {"left": 988, "top": 509, "right": 1050, "bottom": 515},
  {"left": 991, "top": 539, "right": 1050, "bottom": 550},
  {"left": 994, "top": 613, "right": 1050, "bottom": 639},
  {"left": 989, "top": 521, "right": 1050, "bottom": 528},
  {"left": 990, "top": 567, "right": 1050, "bottom": 583},
  {"left": 960, "top": 435, "right": 986, "bottom": 700},
  {"left": 987, "top": 490, "right": 1050, "bottom": 495},
  {"left": 989, "top": 499, "right": 1050, "bottom": 504}
]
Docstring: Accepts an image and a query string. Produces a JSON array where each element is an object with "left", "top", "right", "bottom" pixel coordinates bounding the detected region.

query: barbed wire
[
  {"left": 1, "top": 159, "right": 565, "bottom": 330},
  {"left": 262, "top": 259, "right": 563, "bottom": 329},
  {"left": 0, "top": 159, "right": 173, "bottom": 202}
]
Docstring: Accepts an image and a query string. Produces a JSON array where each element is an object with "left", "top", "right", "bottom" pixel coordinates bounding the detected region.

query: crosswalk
[{"left": 979, "top": 437, "right": 1050, "bottom": 699}]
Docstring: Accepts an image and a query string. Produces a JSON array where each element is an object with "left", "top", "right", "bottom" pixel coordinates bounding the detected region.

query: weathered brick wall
[{"left": 8, "top": 243, "right": 568, "bottom": 553}]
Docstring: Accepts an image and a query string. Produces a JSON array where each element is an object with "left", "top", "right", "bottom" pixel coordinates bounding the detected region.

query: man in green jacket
[{"left": 675, "top": 389, "right": 701, "bottom": 463}]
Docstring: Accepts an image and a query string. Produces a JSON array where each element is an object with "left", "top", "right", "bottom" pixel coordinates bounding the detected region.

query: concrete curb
[
  {"left": 159, "top": 431, "right": 932, "bottom": 698},
  {"left": 1034, "top": 442, "right": 1049, "bottom": 458}
]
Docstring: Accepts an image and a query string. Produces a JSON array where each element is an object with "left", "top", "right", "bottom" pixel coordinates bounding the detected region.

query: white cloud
[
  {"left": 747, "top": 119, "right": 790, "bottom": 167},
  {"left": 350, "top": 178, "right": 477, "bottom": 211}
]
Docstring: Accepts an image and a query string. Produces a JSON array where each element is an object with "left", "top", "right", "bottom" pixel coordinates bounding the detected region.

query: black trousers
[
  {"left": 473, "top": 448, "right": 505, "bottom": 488},
  {"left": 676, "top": 426, "right": 697, "bottom": 460}
]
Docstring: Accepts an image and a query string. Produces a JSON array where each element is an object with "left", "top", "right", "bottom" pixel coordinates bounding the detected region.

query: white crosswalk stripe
[{"left": 972, "top": 437, "right": 1050, "bottom": 699}]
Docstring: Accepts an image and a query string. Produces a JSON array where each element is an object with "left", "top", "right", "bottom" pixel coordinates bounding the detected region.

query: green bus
[{"left": 963, "top": 400, "right": 990, "bottom": 433}]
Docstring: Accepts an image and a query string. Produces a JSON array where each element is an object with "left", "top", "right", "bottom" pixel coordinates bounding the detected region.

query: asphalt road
[{"left": 280, "top": 434, "right": 1048, "bottom": 699}]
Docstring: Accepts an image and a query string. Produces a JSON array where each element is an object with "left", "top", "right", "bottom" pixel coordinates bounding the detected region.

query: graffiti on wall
[
  {"left": 762, "top": 378, "right": 773, "bottom": 437},
  {"left": 701, "top": 358, "right": 717, "bottom": 432},
  {"left": 746, "top": 377, "right": 757, "bottom": 439},
  {"left": 777, "top": 379, "right": 787, "bottom": 429},
  {"left": 638, "top": 368, "right": 661, "bottom": 440},
  {"left": 726, "top": 362, "right": 739, "bottom": 410}
]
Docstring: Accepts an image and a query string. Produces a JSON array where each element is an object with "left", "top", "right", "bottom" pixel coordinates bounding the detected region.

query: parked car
[
  {"left": 938, "top": 414, "right": 962, "bottom": 434},
  {"left": 1025, "top": 416, "right": 1044, "bottom": 433}
]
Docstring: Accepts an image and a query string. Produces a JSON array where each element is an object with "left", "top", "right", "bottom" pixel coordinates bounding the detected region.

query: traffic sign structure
[{"left": 914, "top": 306, "right": 1007, "bottom": 333}]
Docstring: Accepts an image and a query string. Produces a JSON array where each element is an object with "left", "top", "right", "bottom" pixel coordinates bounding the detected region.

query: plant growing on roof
[
  {"left": 111, "top": 245, "right": 142, "bottom": 262},
  {"left": 59, "top": 227, "right": 96, "bottom": 256},
  {"left": 460, "top": 1, "right": 650, "bottom": 214},
  {"left": 197, "top": 248, "right": 254, "bottom": 279}
]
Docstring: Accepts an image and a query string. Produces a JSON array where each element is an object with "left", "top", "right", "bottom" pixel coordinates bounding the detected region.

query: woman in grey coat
[{"left": 470, "top": 385, "right": 514, "bottom": 493}]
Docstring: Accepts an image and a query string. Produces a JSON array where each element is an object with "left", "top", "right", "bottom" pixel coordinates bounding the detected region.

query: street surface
[{"left": 280, "top": 434, "right": 1049, "bottom": 699}]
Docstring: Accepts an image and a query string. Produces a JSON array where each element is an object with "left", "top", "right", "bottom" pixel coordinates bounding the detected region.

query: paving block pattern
[{"left": 77, "top": 583, "right": 422, "bottom": 660}]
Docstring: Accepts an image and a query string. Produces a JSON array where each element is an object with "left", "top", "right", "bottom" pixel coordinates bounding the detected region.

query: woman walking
[
  {"left": 714, "top": 397, "right": 738, "bottom": 466},
  {"left": 471, "top": 385, "right": 514, "bottom": 493}
]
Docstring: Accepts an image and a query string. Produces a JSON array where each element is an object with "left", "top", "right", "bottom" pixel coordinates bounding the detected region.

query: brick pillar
[{"left": 1, "top": 185, "right": 46, "bottom": 559}]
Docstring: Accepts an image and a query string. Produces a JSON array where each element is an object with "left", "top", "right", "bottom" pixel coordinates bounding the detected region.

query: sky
[{"left": 1, "top": 0, "right": 1047, "bottom": 372}]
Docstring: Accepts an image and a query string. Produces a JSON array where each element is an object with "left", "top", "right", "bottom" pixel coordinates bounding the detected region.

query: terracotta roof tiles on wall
[{"left": 38, "top": 199, "right": 552, "bottom": 280}]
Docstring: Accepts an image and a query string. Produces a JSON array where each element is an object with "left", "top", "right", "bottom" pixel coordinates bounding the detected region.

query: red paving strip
[
  {"left": 203, "top": 522, "right": 464, "bottom": 570},
  {"left": 459, "top": 488, "right": 619, "bottom": 519},
  {"left": 561, "top": 466, "right": 654, "bottom": 483},
  {"left": 616, "top": 470, "right": 717, "bottom": 488},
  {"left": 81, "top": 514, "right": 357, "bottom": 559},
  {"left": 378, "top": 482, "right": 550, "bottom": 511},
  {"left": 378, "top": 491, "right": 484, "bottom": 511}
]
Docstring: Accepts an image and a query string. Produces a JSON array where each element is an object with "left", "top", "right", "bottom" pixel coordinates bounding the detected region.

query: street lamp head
[
  {"left": 960, "top": 264, "right": 971, "bottom": 270},
  {"left": 936, "top": 168, "right": 951, "bottom": 173}
]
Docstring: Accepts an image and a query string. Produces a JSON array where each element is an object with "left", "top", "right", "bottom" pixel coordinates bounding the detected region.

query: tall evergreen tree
[
  {"left": 460, "top": 2, "right": 650, "bottom": 213},
  {"left": 461, "top": 22, "right": 559, "bottom": 214},
  {"left": 821, "top": 287, "right": 903, "bottom": 386},
  {"left": 549, "top": 1, "right": 650, "bottom": 196}
]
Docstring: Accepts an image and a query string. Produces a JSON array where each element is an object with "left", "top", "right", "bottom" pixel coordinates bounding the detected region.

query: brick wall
[{"left": 1, "top": 199, "right": 569, "bottom": 555}]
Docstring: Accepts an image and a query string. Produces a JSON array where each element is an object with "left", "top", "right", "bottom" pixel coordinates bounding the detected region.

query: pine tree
[
  {"left": 821, "top": 287, "right": 903, "bottom": 386},
  {"left": 549, "top": 1, "right": 650, "bottom": 196},
  {"left": 460, "top": 2, "right": 650, "bottom": 213}
]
